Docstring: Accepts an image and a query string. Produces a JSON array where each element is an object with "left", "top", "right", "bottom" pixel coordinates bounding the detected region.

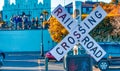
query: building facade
[
  {"left": 65, "top": 1, "right": 98, "bottom": 15},
  {"left": 2, "top": 0, "right": 51, "bottom": 21}
]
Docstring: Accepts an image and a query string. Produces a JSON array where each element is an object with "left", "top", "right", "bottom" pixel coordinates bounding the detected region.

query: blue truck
[
  {"left": 95, "top": 42, "right": 120, "bottom": 70},
  {"left": 0, "top": 30, "right": 56, "bottom": 66}
]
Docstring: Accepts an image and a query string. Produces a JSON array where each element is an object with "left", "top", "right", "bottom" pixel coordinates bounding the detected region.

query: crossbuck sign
[{"left": 50, "top": 4, "right": 107, "bottom": 62}]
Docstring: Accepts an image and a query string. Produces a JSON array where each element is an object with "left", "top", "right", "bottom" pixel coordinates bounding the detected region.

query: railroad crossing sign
[{"left": 50, "top": 4, "right": 107, "bottom": 62}]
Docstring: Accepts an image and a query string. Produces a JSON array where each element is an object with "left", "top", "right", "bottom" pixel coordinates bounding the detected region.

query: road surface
[{"left": 0, "top": 52, "right": 119, "bottom": 71}]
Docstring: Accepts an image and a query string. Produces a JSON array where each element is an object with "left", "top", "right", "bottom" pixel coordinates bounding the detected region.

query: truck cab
[
  {"left": 0, "top": 51, "right": 5, "bottom": 67},
  {"left": 95, "top": 42, "right": 120, "bottom": 70}
]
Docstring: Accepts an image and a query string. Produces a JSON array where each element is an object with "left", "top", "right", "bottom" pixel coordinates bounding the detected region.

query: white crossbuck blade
[{"left": 50, "top": 4, "right": 107, "bottom": 62}]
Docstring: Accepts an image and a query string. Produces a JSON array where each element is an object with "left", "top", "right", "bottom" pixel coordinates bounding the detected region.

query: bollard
[{"left": 45, "top": 57, "right": 48, "bottom": 71}]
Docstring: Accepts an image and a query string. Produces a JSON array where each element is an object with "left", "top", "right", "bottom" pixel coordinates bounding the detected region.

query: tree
[
  {"left": 110, "top": 16, "right": 120, "bottom": 35},
  {"left": 111, "top": 0, "right": 118, "bottom": 4},
  {"left": 111, "top": 0, "right": 116, "bottom": 3},
  {"left": 48, "top": 16, "right": 69, "bottom": 43}
]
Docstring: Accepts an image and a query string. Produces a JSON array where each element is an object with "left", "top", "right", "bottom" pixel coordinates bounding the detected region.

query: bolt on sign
[{"left": 50, "top": 4, "right": 107, "bottom": 62}]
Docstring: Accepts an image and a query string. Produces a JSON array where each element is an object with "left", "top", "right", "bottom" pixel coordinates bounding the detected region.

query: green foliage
[{"left": 90, "top": 16, "right": 120, "bottom": 42}]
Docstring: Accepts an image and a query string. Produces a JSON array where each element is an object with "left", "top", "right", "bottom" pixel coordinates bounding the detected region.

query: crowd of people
[{"left": 1, "top": 15, "right": 43, "bottom": 30}]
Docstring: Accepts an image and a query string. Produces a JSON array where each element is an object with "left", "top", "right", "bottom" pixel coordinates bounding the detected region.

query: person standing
[
  {"left": 22, "top": 15, "right": 28, "bottom": 29},
  {"left": 10, "top": 16, "right": 14, "bottom": 30},
  {"left": 17, "top": 16, "right": 23, "bottom": 30},
  {"left": 31, "top": 17, "right": 35, "bottom": 29},
  {"left": 35, "top": 17, "right": 39, "bottom": 29}
]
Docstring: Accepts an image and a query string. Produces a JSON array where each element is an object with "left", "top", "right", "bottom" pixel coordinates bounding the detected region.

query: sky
[{"left": 0, "top": 0, "right": 111, "bottom": 11}]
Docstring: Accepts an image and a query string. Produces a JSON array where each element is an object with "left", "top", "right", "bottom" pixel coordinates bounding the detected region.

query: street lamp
[{"left": 40, "top": 14, "right": 44, "bottom": 57}]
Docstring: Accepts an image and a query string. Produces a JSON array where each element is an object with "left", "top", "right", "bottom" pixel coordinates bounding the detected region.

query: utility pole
[
  {"left": 64, "top": 0, "right": 65, "bottom": 6},
  {"left": 73, "top": 0, "right": 82, "bottom": 23},
  {"left": 40, "top": 14, "right": 44, "bottom": 57}
]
